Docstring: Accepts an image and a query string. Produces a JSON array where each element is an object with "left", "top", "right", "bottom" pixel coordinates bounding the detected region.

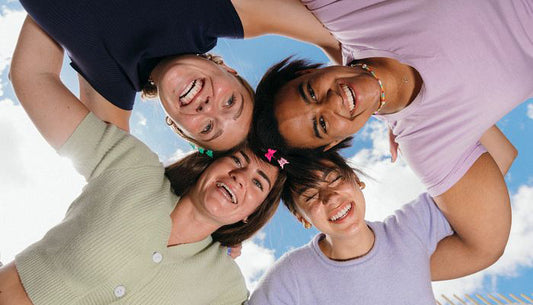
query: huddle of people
[{"left": 0, "top": 0, "right": 531, "bottom": 304}]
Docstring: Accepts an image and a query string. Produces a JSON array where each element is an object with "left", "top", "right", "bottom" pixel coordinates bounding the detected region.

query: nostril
[
  {"left": 205, "top": 98, "right": 209, "bottom": 104},
  {"left": 196, "top": 105, "right": 203, "bottom": 112}
]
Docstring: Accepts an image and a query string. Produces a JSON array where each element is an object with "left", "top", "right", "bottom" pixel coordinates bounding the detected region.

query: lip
[
  {"left": 338, "top": 82, "right": 358, "bottom": 118},
  {"left": 177, "top": 78, "right": 205, "bottom": 107},
  {"left": 215, "top": 180, "right": 239, "bottom": 205},
  {"left": 328, "top": 201, "right": 354, "bottom": 224}
]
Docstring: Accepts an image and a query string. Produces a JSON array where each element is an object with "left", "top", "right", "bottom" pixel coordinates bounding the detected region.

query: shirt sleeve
[
  {"left": 248, "top": 254, "right": 300, "bottom": 305},
  {"left": 395, "top": 193, "right": 454, "bottom": 255},
  {"left": 57, "top": 112, "right": 160, "bottom": 181}
]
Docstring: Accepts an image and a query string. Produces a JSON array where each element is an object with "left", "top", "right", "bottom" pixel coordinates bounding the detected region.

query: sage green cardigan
[{"left": 15, "top": 113, "right": 248, "bottom": 305}]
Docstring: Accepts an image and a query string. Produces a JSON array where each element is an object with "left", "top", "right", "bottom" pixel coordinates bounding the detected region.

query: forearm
[
  {"left": 10, "top": 16, "right": 88, "bottom": 149},
  {"left": 430, "top": 153, "right": 511, "bottom": 280},
  {"left": 480, "top": 125, "right": 517, "bottom": 176}
]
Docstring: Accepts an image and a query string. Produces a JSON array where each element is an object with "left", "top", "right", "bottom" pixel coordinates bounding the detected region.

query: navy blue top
[{"left": 20, "top": 0, "right": 244, "bottom": 110}]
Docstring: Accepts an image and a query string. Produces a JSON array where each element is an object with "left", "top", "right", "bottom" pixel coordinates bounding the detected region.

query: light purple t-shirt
[
  {"left": 249, "top": 193, "right": 452, "bottom": 305},
  {"left": 303, "top": 0, "right": 533, "bottom": 195}
]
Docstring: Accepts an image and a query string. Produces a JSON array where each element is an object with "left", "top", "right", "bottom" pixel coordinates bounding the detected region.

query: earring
[
  {"left": 242, "top": 217, "right": 248, "bottom": 224},
  {"left": 148, "top": 77, "right": 155, "bottom": 86},
  {"left": 303, "top": 221, "right": 312, "bottom": 229},
  {"left": 359, "top": 181, "right": 366, "bottom": 190},
  {"left": 165, "top": 116, "right": 174, "bottom": 126}
]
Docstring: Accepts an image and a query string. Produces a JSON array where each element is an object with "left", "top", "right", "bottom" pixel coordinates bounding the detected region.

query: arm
[
  {"left": 78, "top": 75, "right": 131, "bottom": 132},
  {"left": 480, "top": 125, "right": 517, "bottom": 175},
  {"left": 232, "top": 0, "right": 342, "bottom": 64},
  {"left": 430, "top": 148, "right": 514, "bottom": 280},
  {"left": 10, "top": 16, "right": 89, "bottom": 150}
]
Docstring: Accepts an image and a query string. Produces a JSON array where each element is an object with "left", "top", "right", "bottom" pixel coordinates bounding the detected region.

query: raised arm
[
  {"left": 429, "top": 127, "right": 516, "bottom": 280},
  {"left": 10, "top": 16, "right": 89, "bottom": 150},
  {"left": 232, "top": 0, "right": 342, "bottom": 64}
]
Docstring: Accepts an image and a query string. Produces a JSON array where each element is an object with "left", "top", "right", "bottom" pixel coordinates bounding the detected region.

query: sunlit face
[
  {"left": 274, "top": 66, "right": 382, "bottom": 150},
  {"left": 191, "top": 148, "right": 278, "bottom": 225},
  {"left": 293, "top": 167, "right": 366, "bottom": 240},
  {"left": 154, "top": 55, "right": 253, "bottom": 151}
]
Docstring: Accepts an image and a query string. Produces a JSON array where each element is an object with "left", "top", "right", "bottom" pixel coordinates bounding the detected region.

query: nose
[
  {"left": 320, "top": 189, "right": 339, "bottom": 205},
  {"left": 195, "top": 97, "right": 213, "bottom": 113},
  {"left": 320, "top": 89, "right": 341, "bottom": 108},
  {"left": 230, "top": 168, "right": 246, "bottom": 189}
]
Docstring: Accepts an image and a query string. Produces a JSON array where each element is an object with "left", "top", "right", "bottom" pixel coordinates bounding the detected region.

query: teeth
[
  {"left": 179, "top": 79, "right": 203, "bottom": 105},
  {"left": 341, "top": 84, "right": 356, "bottom": 112},
  {"left": 217, "top": 182, "right": 237, "bottom": 204},
  {"left": 329, "top": 204, "right": 352, "bottom": 222}
]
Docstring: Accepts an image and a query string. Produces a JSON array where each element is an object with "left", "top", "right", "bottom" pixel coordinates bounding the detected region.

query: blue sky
[{"left": 0, "top": 1, "right": 532, "bottom": 303}]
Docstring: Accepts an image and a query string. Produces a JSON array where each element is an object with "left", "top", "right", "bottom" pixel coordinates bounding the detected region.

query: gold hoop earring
[
  {"left": 165, "top": 116, "right": 173, "bottom": 126},
  {"left": 242, "top": 218, "right": 248, "bottom": 224},
  {"left": 303, "top": 221, "right": 312, "bottom": 229}
]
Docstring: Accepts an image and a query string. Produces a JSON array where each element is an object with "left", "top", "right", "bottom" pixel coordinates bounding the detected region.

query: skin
[
  {"left": 4, "top": 17, "right": 280, "bottom": 304},
  {"left": 293, "top": 170, "right": 375, "bottom": 260},
  {"left": 274, "top": 58, "right": 421, "bottom": 150},
  {"left": 71, "top": 0, "right": 342, "bottom": 151},
  {"left": 150, "top": 55, "right": 253, "bottom": 151}
]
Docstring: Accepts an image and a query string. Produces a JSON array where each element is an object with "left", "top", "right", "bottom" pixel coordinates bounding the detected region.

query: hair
[
  {"left": 250, "top": 57, "right": 353, "bottom": 170},
  {"left": 165, "top": 144, "right": 286, "bottom": 246},
  {"left": 280, "top": 150, "right": 363, "bottom": 215}
]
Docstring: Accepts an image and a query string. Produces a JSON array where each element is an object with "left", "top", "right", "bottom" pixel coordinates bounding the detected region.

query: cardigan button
[
  {"left": 114, "top": 285, "right": 126, "bottom": 298},
  {"left": 152, "top": 252, "right": 163, "bottom": 263}
]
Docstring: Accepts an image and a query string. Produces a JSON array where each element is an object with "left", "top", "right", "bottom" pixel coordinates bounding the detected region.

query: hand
[
  {"left": 389, "top": 128, "right": 399, "bottom": 163},
  {"left": 227, "top": 243, "right": 242, "bottom": 259}
]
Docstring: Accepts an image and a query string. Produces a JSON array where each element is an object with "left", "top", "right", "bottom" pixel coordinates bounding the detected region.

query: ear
[{"left": 323, "top": 139, "right": 344, "bottom": 152}]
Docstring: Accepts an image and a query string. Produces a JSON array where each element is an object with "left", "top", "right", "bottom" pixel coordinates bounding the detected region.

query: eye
[
  {"left": 319, "top": 116, "right": 327, "bottom": 133},
  {"left": 230, "top": 155, "right": 242, "bottom": 167},
  {"left": 225, "top": 94, "right": 236, "bottom": 107},
  {"left": 329, "top": 175, "right": 344, "bottom": 187},
  {"left": 201, "top": 121, "right": 213, "bottom": 134},
  {"left": 304, "top": 192, "right": 319, "bottom": 203},
  {"left": 253, "top": 178, "right": 264, "bottom": 191},
  {"left": 307, "top": 83, "right": 317, "bottom": 101}
]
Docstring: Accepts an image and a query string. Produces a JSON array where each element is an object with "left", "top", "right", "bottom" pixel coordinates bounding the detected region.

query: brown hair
[{"left": 165, "top": 144, "right": 286, "bottom": 246}]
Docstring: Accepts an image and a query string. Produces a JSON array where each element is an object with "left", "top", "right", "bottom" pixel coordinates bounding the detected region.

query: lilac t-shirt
[
  {"left": 303, "top": 0, "right": 533, "bottom": 195},
  {"left": 249, "top": 193, "right": 453, "bottom": 305}
]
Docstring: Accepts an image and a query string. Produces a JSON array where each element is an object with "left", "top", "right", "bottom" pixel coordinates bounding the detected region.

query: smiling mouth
[
  {"left": 216, "top": 182, "right": 237, "bottom": 204},
  {"left": 340, "top": 84, "right": 357, "bottom": 117},
  {"left": 179, "top": 79, "right": 204, "bottom": 106},
  {"left": 329, "top": 202, "right": 353, "bottom": 222}
]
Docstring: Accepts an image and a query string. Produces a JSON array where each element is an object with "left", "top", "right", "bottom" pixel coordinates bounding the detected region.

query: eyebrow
[
  {"left": 240, "top": 150, "right": 272, "bottom": 189},
  {"left": 232, "top": 93, "right": 244, "bottom": 120},
  {"left": 257, "top": 170, "right": 272, "bottom": 189},
  {"left": 298, "top": 83, "right": 322, "bottom": 139}
]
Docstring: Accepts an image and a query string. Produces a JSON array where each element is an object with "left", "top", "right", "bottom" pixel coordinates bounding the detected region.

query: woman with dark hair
[
  {"left": 249, "top": 133, "right": 516, "bottom": 304},
  {"left": 0, "top": 17, "right": 286, "bottom": 305},
  {"left": 251, "top": 0, "right": 530, "bottom": 279},
  {"left": 17, "top": 0, "right": 340, "bottom": 151}
]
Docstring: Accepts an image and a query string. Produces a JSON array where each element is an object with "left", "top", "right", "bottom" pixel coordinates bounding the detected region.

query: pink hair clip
[{"left": 264, "top": 148, "right": 289, "bottom": 169}]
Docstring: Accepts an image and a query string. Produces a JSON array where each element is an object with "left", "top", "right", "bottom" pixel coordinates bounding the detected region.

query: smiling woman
[{"left": 0, "top": 16, "right": 286, "bottom": 305}]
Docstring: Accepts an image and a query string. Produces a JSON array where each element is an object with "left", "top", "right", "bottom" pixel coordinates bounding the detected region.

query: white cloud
[
  {"left": 163, "top": 148, "right": 192, "bottom": 166},
  {"left": 348, "top": 120, "right": 426, "bottom": 221},
  {"left": 0, "top": 100, "right": 85, "bottom": 263},
  {"left": 527, "top": 103, "right": 533, "bottom": 120},
  {"left": 236, "top": 232, "right": 276, "bottom": 291},
  {"left": 136, "top": 112, "right": 147, "bottom": 126},
  {"left": 0, "top": 8, "right": 25, "bottom": 96}
]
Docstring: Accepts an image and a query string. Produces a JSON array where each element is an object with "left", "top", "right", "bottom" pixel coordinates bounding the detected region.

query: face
[
  {"left": 154, "top": 55, "right": 253, "bottom": 151},
  {"left": 274, "top": 66, "right": 382, "bottom": 150},
  {"left": 192, "top": 148, "right": 278, "bottom": 225},
  {"left": 293, "top": 168, "right": 366, "bottom": 240}
]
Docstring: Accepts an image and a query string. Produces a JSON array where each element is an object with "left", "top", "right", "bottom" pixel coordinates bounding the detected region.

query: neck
[
  {"left": 319, "top": 225, "right": 375, "bottom": 261},
  {"left": 361, "top": 58, "right": 423, "bottom": 114},
  {"left": 167, "top": 195, "right": 219, "bottom": 247},
  {"left": 231, "top": 0, "right": 341, "bottom": 62}
]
